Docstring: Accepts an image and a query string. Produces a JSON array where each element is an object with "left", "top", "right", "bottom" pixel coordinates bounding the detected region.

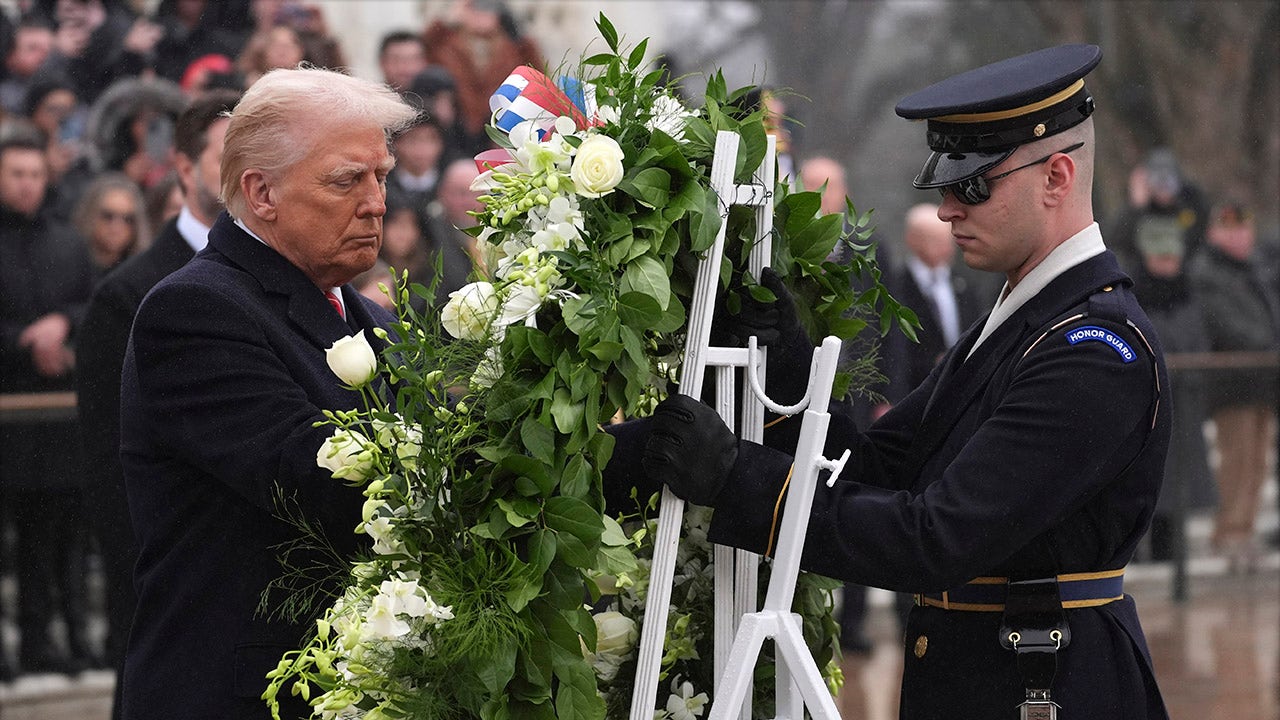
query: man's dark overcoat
[
  {"left": 622, "top": 250, "right": 1172, "bottom": 720},
  {"left": 118, "top": 213, "right": 394, "bottom": 720}
]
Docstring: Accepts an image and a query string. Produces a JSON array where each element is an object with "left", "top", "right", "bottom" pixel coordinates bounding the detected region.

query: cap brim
[{"left": 912, "top": 148, "right": 1015, "bottom": 188}]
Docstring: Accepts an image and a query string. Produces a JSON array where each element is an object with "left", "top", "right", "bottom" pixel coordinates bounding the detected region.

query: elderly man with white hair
[{"left": 118, "top": 67, "right": 417, "bottom": 719}]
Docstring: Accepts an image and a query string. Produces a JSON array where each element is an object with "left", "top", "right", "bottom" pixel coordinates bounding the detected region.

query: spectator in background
[
  {"left": 1128, "top": 206, "right": 1213, "bottom": 561},
  {"left": 72, "top": 171, "right": 150, "bottom": 276},
  {"left": 1189, "top": 201, "right": 1280, "bottom": 573},
  {"left": 884, "top": 203, "right": 985, "bottom": 402},
  {"left": 424, "top": 158, "right": 484, "bottom": 304},
  {"left": 1108, "top": 146, "right": 1210, "bottom": 272},
  {"left": 353, "top": 258, "right": 397, "bottom": 312},
  {"left": 379, "top": 199, "right": 435, "bottom": 310},
  {"left": 409, "top": 65, "right": 469, "bottom": 165},
  {"left": 378, "top": 29, "right": 427, "bottom": 93},
  {"left": 425, "top": 0, "right": 541, "bottom": 155},
  {"left": 77, "top": 88, "right": 239, "bottom": 720},
  {"left": 150, "top": 0, "right": 245, "bottom": 84},
  {"left": 387, "top": 114, "right": 445, "bottom": 212},
  {"left": 142, "top": 170, "right": 183, "bottom": 236},
  {"left": 34, "top": 0, "right": 163, "bottom": 105},
  {"left": 1, "top": 16, "right": 55, "bottom": 115},
  {"left": 0, "top": 131, "right": 97, "bottom": 676},
  {"left": 237, "top": 22, "right": 305, "bottom": 87},
  {"left": 22, "top": 73, "right": 83, "bottom": 183},
  {"left": 53, "top": 75, "right": 186, "bottom": 221}
]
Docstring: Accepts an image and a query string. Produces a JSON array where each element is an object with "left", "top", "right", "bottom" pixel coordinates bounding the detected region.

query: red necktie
[{"left": 325, "top": 289, "right": 345, "bottom": 320}]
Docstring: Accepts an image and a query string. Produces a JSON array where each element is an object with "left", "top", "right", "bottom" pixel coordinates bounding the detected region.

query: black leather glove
[
  {"left": 714, "top": 267, "right": 814, "bottom": 406},
  {"left": 642, "top": 394, "right": 738, "bottom": 506},
  {"left": 713, "top": 267, "right": 809, "bottom": 350}
]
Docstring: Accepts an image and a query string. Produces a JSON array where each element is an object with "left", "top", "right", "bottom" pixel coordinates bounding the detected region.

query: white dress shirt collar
[
  {"left": 176, "top": 206, "right": 211, "bottom": 254},
  {"left": 967, "top": 222, "right": 1106, "bottom": 358}
]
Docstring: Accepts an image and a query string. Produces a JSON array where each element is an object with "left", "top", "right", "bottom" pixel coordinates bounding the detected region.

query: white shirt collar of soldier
[
  {"left": 177, "top": 205, "right": 211, "bottom": 254},
  {"left": 966, "top": 222, "right": 1106, "bottom": 359}
]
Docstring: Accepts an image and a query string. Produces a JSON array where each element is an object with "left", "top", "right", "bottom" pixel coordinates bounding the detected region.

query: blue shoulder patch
[{"left": 1064, "top": 325, "right": 1136, "bottom": 363}]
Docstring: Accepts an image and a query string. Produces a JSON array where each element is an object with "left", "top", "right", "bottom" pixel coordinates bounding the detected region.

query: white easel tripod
[{"left": 628, "top": 130, "right": 845, "bottom": 720}]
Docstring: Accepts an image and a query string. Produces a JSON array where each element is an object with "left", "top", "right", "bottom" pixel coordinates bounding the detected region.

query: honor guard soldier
[{"left": 607, "top": 45, "right": 1172, "bottom": 719}]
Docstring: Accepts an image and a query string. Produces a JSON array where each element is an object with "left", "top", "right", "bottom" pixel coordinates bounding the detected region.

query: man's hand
[
  {"left": 18, "top": 313, "right": 74, "bottom": 378},
  {"left": 642, "top": 394, "right": 738, "bottom": 506}
]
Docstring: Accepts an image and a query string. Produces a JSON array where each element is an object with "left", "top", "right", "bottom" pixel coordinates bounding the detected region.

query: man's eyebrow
[{"left": 321, "top": 157, "right": 397, "bottom": 182}]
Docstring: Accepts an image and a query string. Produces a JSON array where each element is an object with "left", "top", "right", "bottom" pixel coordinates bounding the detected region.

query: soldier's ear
[
  {"left": 1042, "top": 153, "right": 1076, "bottom": 207},
  {"left": 240, "top": 169, "right": 277, "bottom": 222}
]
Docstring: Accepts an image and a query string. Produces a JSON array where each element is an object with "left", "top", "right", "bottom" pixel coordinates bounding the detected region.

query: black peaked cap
[{"left": 897, "top": 45, "right": 1102, "bottom": 188}]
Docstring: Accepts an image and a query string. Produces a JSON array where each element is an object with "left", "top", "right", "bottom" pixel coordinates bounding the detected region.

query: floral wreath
[{"left": 264, "top": 14, "right": 913, "bottom": 720}]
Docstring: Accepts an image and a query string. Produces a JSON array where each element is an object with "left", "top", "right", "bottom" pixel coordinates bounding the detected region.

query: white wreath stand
[{"left": 628, "top": 131, "right": 845, "bottom": 720}]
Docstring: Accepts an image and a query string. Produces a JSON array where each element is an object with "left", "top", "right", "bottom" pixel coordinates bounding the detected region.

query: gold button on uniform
[{"left": 914, "top": 635, "right": 928, "bottom": 658}]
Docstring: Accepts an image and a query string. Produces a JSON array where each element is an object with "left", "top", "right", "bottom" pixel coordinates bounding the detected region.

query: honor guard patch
[{"left": 1065, "top": 325, "right": 1136, "bottom": 363}]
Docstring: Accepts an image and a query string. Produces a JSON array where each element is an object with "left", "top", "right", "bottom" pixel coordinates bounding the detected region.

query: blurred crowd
[
  {"left": 0, "top": 0, "right": 542, "bottom": 685},
  {"left": 0, "top": 0, "right": 1276, "bottom": 706}
]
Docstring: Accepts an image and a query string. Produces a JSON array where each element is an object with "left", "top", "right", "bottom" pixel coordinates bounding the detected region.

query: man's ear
[
  {"left": 240, "top": 169, "right": 277, "bottom": 221},
  {"left": 1042, "top": 153, "right": 1076, "bottom": 207}
]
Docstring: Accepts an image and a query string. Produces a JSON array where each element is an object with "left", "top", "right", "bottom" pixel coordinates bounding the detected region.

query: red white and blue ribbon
[{"left": 489, "top": 66, "right": 591, "bottom": 139}]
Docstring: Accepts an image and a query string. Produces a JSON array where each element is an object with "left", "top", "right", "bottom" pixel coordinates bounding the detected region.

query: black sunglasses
[{"left": 938, "top": 142, "right": 1084, "bottom": 205}]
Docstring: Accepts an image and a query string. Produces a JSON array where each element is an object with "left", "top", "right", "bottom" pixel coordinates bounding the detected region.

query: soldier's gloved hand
[
  {"left": 714, "top": 267, "right": 814, "bottom": 403},
  {"left": 714, "top": 267, "right": 809, "bottom": 351},
  {"left": 642, "top": 394, "right": 738, "bottom": 506}
]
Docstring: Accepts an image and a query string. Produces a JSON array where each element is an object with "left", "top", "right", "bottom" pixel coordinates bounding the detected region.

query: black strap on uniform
[{"left": 999, "top": 578, "right": 1070, "bottom": 719}]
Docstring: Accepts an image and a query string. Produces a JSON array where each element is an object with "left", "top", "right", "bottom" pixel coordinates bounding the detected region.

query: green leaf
[
  {"left": 596, "top": 13, "right": 619, "bottom": 51},
  {"left": 555, "top": 659, "right": 606, "bottom": 720},
  {"left": 501, "top": 455, "right": 555, "bottom": 497},
  {"left": 650, "top": 294, "right": 686, "bottom": 333},
  {"left": 581, "top": 52, "right": 614, "bottom": 67},
  {"left": 553, "top": 531, "right": 592, "bottom": 568},
  {"left": 627, "top": 38, "right": 648, "bottom": 70},
  {"left": 544, "top": 496, "right": 602, "bottom": 546},
  {"left": 620, "top": 255, "right": 670, "bottom": 309},
  {"left": 585, "top": 341, "right": 623, "bottom": 362},
  {"left": 689, "top": 188, "right": 724, "bottom": 252},
  {"left": 520, "top": 417, "right": 555, "bottom": 465},
  {"left": 705, "top": 69, "right": 727, "bottom": 104},
  {"left": 561, "top": 296, "right": 594, "bottom": 336},
  {"left": 619, "top": 167, "right": 671, "bottom": 209},
  {"left": 550, "top": 387, "right": 584, "bottom": 435},
  {"left": 497, "top": 497, "right": 540, "bottom": 528},
  {"left": 474, "top": 637, "right": 519, "bottom": 694},
  {"left": 560, "top": 454, "right": 593, "bottom": 498}
]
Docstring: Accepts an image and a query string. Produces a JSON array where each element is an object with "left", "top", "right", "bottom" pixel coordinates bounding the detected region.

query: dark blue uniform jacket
[
  {"left": 118, "top": 213, "right": 394, "bottom": 720},
  {"left": 619, "top": 250, "right": 1172, "bottom": 720}
]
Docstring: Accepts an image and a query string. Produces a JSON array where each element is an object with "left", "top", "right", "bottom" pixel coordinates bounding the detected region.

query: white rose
[
  {"left": 441, "top": 281, "right": 499, "bottom": 340},
  {"left": 585, "top": 611, "right": 637, "bottom": 681},
  {"left": 316, "top": 429, "right": 374, "bottom": 482},
  {"left": 325, "top": 332, "right": 378, "bottom": 387},
  {"left": 570, "top": 134, "right": 625, "bottom": 198}
]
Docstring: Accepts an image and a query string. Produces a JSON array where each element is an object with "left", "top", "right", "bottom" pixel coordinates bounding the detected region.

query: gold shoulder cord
[{"left": 764, "top": 464, "right": 795, "bottom": 557}]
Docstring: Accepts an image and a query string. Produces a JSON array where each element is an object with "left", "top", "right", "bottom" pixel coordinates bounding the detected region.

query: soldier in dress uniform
[{"left": 608, "top": 45, "right": 1171, "bottom": 719}]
